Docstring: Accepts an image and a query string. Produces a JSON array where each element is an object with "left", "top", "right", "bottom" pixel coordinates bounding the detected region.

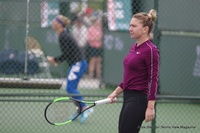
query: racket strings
[{"left": 46, "top": 101, "right": 79, "bottom": 124}]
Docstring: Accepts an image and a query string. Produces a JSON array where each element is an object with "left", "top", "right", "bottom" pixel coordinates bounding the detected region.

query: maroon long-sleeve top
[{"left": 119, "top": 40, "right": 160, "bottom": 100}]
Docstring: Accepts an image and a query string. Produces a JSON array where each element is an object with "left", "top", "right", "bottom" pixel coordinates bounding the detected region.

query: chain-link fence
[{"left": 0, "top": 0, "right": 200, "bottom": 133}]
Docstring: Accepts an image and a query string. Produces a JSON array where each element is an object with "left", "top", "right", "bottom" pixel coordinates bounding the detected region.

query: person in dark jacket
[{"left": 47, "top": 15, "right": 93, "bottom": 123}]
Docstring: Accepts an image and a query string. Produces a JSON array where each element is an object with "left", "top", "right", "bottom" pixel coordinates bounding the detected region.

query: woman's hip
[{"left": 123, "top": 90, "right": 148, "bottom": 104}]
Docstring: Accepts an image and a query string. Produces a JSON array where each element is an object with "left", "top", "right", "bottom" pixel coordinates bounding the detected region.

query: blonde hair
[
  {"left": 26, "top": 37, "right": 41, "bottom": 50},
  {"left": 133, "top": 9, "right": 157, "bottom": 34},
  {"left": 57, "top": 15, "right": 71, "bottom": 27}
]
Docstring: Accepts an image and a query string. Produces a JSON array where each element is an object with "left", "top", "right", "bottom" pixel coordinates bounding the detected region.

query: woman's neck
[
  {"left": 56, "top": 28, "right": 64, "bottom": 35},
  {"left": 136, "top": 36, "right": 149, "bottom": 47}
]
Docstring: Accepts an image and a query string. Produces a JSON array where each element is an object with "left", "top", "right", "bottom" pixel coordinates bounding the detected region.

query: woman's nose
[{"left": 129, "top": 27, "right": 132, "bottom": 32}]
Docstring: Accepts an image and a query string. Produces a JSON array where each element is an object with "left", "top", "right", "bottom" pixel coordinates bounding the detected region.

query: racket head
[{"left": 44, "top": 97, "right": 82, "bottom": 126}]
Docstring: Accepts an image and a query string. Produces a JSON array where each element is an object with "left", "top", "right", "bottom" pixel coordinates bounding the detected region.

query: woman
[
  {"left": 71, "top": 16, "right": 87, "bottom": 53},
  {"left": 47, "top": 15, "right": 93, "bottom": 123},
  {"left": 108, "top": 9, "right": 160, "bottom": 133},
  {"left": 87, "top": 18, "right": 103, "bottom": 79},
  {"left": 27, "top": 36, "right": 52, "bottom": 78}
]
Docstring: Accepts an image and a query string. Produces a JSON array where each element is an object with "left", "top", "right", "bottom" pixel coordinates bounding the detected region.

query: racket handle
[{"left": 95, "top": 97, "right": 117, "bottom": 105}]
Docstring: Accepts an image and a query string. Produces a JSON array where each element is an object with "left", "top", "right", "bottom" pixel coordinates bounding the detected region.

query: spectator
[
  {"left": 71, "top": 16, "right": 87, "bottom": 56},
  {"left": 87, "top": 17, "right": 103, "bottom": 79},
  {"left": 82, "top": 8, "right": 94, "bottom": 27},
  {"left": 26, "top": 36, "right": 52, "bottom": 78},
  {"left": 149, "top": 32, "right": 154, "bottom": 41}
]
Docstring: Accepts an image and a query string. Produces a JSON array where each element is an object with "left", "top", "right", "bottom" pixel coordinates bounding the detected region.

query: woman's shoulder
[
  {"left": 141, "top": 41, "right": 159, "bottom": 56},
  {"left": 145, "top": 41, "right": 158, "bottom": 51}
]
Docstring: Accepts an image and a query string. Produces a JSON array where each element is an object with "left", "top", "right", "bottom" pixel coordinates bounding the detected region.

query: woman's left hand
[
  {"left": 47, "top": 56, "right": 57, "bottom": 66},
  {"left": 145, "top": 107, "right": 155, "bottom": 122}
]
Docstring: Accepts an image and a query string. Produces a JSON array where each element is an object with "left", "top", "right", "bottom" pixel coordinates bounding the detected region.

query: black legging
[{"left": 119, "top": 90, "right": 148, "bottom": 133}]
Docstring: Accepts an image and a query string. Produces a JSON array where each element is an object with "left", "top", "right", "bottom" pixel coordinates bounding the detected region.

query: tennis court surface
[{"left": 1, "top": 88, "right": 200, "bottom": 133}]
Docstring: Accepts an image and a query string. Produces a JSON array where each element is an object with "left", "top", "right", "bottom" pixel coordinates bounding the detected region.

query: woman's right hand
[
  {"left": 108, "top": 86, "right": 123, "bottom": 103},
  {"left": 108, "top": 91, "right": 118, "bottom": 103}
]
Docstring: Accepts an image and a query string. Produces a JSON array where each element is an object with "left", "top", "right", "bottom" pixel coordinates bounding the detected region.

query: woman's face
[
  {"left": 129, "top": 17, "right": 147, "bottom": 39},
  {"left": 52, "top": 18, "right": 61, "bottom": 30}
]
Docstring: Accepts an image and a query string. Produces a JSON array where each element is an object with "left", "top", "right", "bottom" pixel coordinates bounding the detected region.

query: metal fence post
[
  {"left": 152, "top": 1, "right": 159, "bottom": 133},
  {"left": 153, "top": 0, "right": 159, "bottom": 48}
]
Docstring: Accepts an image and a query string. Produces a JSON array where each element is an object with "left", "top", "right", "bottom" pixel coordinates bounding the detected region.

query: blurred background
[{"left": 0, "top": 0, "right": 200, "bottom": 133}]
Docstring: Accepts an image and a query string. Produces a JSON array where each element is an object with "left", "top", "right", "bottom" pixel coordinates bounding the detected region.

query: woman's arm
[
  {"left": 145, "top": 46, "right": 160, "bottom": 122},
  {"left": 146, "top": 46, "right": 160, "bottom": 100}
]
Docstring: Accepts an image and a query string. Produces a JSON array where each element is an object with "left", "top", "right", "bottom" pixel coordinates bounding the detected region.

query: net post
[
  {"left": 152, "top": 1, "right": 159, "bottom": 133},
  {"left": 152, "top": 1, "right": 161, "bottom": 98},
  {"left": 153, "top": 0, "right": 159, "bottom": 48},
  {"left": 24, "top": 0, "right": 30, "bottom": 80}
]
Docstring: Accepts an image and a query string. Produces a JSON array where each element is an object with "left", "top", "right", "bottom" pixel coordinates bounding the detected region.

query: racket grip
[{"left": 95, "top": 97, "right": 117, "bottom": 105}]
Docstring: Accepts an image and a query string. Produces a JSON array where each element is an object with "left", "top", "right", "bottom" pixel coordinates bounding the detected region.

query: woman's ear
[{"left": 143, "top": 26, "right": 149, "bottom": 34}]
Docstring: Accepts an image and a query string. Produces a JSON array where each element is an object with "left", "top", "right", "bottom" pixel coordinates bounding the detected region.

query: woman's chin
[{"left": 130, "top": 35, "right": 135, "bottom": 39}]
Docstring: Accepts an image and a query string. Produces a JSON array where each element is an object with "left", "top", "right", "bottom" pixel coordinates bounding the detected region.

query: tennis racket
[{"left": 44, "top": 97, "right": 117, "bottom": 126}]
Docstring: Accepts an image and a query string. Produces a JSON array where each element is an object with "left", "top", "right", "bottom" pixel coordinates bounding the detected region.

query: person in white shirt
[{"left": 72, "top": 17, "right": 87, "bottom": 55}]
